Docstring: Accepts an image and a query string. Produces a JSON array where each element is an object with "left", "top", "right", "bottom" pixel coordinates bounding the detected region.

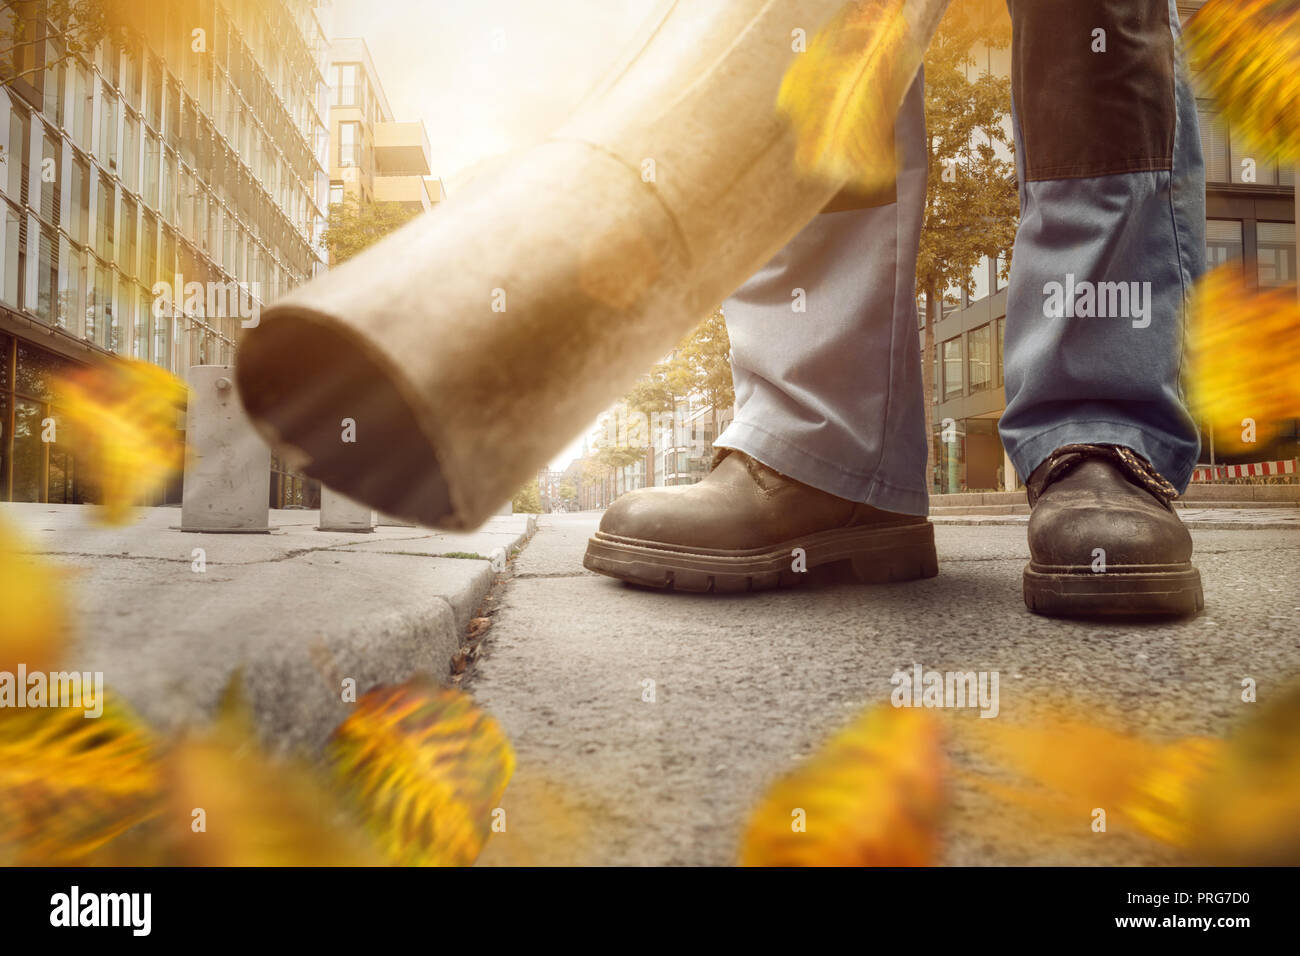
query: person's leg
[
  {"left": 999, "top": 0, "right": 1204, "bottom": 488},
  {"left": 714, "top": 72, "right": 930, "bottom": 517},
  {"left": 583, "top": 73, "right": 936, "bottom": 591},
  {"left": 1001, "top": 0, "right": 1205, "bottom": 616}
]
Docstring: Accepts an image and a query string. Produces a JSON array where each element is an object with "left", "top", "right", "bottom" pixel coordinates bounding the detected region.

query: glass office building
[{"left": 0, "top": 0, "right": 330, "bottom": 504}]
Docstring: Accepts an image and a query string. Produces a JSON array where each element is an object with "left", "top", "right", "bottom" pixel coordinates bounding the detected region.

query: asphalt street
[{"left": 471, "top": 513, "right": 1300, "bottom": 866}]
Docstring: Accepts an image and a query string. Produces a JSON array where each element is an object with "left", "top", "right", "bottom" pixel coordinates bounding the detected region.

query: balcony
[{"left": 373, "top": 121, "right": 432, "bottom": 177}]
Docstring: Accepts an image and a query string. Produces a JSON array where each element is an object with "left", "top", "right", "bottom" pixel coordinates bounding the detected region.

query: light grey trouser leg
[{"left": 714, "top": 74, "right": 930, "bottom": 516}]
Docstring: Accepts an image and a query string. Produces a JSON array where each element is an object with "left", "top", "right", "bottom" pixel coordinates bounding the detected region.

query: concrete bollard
[
  {"left": 181, "top": 365, "right": 272, "bottom": 533},
  {"left": 319, "top": 485, "right": 375, "bottom": 532}
]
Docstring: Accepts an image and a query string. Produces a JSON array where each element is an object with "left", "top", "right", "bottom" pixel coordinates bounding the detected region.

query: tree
[
  {"left": 917, "top": 3, "right": 1019, "bottom": 490},
  {"left": 582, "top": 306, "right": 735, "bottom": 502},
  {"left": 1, "top": 0, "right": 119, "bottom": 89},
  {"left": 671, "top": 307, "right": 734, "bottom": 445},
  {"left": 511, "top": 481, "right": 541, "bottom": 514},
  {"left": 321, "top": 195, "right": 423, "bottom": 266},
  {"left": 557, "top": 478, "right": 577, "bottom": 507}
]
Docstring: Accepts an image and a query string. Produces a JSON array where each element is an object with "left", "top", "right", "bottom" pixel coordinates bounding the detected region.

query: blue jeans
[{"left": 715, "top": 0, "right": 1204, "bottom": 513}]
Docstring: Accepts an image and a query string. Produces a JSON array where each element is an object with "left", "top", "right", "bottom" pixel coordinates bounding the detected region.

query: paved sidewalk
[
  {"left": 933, "top": 507, "right": 1300, "bottom": 530},
  {"left": 2, "top": 503, "right": 534, "bottom": 754},
  {"left": 472, "top": 513, "right": 1300, "bottom": 866}
]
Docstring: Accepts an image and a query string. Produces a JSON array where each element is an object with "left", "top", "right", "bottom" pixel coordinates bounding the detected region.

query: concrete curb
[{"left": 1, "top": 504, "right": 537, "bottom": 755}]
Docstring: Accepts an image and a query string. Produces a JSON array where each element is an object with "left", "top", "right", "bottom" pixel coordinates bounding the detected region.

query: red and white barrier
[{"left": 1191, "top": 458, "right": 1298, "bottom": 482}]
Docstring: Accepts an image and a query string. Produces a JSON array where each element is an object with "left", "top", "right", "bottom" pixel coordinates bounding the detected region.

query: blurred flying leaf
[
  {"left": 0, "top": 519, "right": 67, "bottom": 673},
  {"left": 327, "top": 680, "right": 515, "bottom": 866},
  {"left": 53, "top": 359, "right": 188, "bottom": 525},
  {"left": 961, "top": 691, "right": 1300, "bottom": 864},
  {"left": 1187, "top": 683, "right": 1300, "bottom": 864},
  {"left": 777, "top": 0, "right": 917, "bottom": 194},
  {"left": 1185, "top": 0, "right": 1300, "bottom": 162},
  {"left": 0, "top": 699, "right": 161, "bottom": 864},
  {"left": 1123, "top": 737, "right": 1223, "bottom": 849},
  {"left": 1187, "top": 265, "right": 1300, "bottom": 452},
  {"left": 474, "top": 768, "right": 614, "bottom": 867},
  {"left": 739, "top": 703, "right": 947, "bottom": 866},
  {"left": 963, "top": 716, "right": 1157, "bottom": 821},
  {"left": 960, "top": 710, "right": 1222, "bottom": 850},
  {"left": 162, "top": 682, "right": 382, "bottom": 866}
]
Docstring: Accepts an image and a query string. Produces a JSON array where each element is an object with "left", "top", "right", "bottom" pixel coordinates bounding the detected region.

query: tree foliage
[
  {"left": 510, "top": 481, "right": 541, "bottom": 514},
  {"left": 1, "top": 0, "right": 122, "bottom": 89},
  {"left": 917, "top": 2, "right": 1019, "bottom": 488},
  {"left": 321, "top": 195, "right": 423, "bottom": 266},
  {"left": 580, "top": 307, "right": 733, "bottom": 500},
  {"left": 675, "top": 308, "right": 734, "bottom": 420}
]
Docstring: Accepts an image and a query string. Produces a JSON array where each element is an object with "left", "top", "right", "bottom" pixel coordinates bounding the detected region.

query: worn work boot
[
  {"left": 583, "top": 449, "right": 937, "bottom": 592},
  {"left": 1023, "top": 444, "right": 1203, "bottom": 617}
]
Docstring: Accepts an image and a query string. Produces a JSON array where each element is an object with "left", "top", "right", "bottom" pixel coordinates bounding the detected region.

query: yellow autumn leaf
[
  {"left": 1186, "top": 683, "right": 1300, "bottom": 864},
  {"left": 53, "top": 359, "right": 188, "bottom": 525},
  {"left": 0, "top": 519, "right": 67, "bottom": 674},
  {"left": 960, "top": 705, "right": 1235, "bottom": 853},
  {"left": 963, "top": 716, "right": 1159, "bottom": 824},
  {"left": 1185, "top": 0, "right": 1300, "bottom": 162},
  {"left": 740, "top": 703, "right": 947, "bottom": 866},
  {"left": 161, "top": 685, "right": 382, "bottom": 866},
  {"left": 960, "top": 699, "right": 1289, "bottom": 861},
  {"left": 1187, "top": 265, "right": 1300, "bottom": 452},
  {"left": 474, "top": 767, "right": 616, "bottom": 867},
  {"left": 777, "top": 0, "right": 917, "bottom": 194},
  {"left": 327, "top": 680, "right": 515, "bottom": 867},
  {"left": 0, "top": 699, "right": 161, "bottom": 864},
  {"left": 1122, "top": 737, "right": 1223, "bottom": 849}
]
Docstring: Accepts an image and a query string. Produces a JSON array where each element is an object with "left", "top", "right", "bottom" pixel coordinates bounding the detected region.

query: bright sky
[{"left": 328, "top": 0, "right": 662, "bottom": 469}]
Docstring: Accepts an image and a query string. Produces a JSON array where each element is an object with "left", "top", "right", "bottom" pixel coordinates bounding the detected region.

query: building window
[
  {"left": 329, "top": 182, "right": 344, "bottom": 206},
  {"left": 134, "top": 285, "right": 149, "bottom": 360},
  {"left": 99, "top": 81, "right": 118, "bottom": 172},
  {"left": 96, "top": 175, "right": 115, "bottom": 260},
  {"left": 334, "top": 64, "right": 361, "bottom": 108},
  {"left": 69, "top": 60, "right": 93, "bottom": 151},
  {"left": 968, "top": 324, "right": 992, "bottom": 393},
  {"left": 42, "top": 47, "right": 65, "bottom": 127},
  {"left": 995, "top": 317, "right": 1004, "bottom": 387},
  {"left": 942, "top": 282, "right": 962, "bottom": 319},
  {"left": 1205, "top": 219, "right": 1243, "bottom": 271},
  {"left": 338, "top": 121, "right": 361, "bottom": 168},
  {"left": 147, "top": 58, "right": 162, "bottom": 130},
  {"left": 122, "top": 114, "right": 139, "bottom": 193},
  {"left": 120, "top": 196, "right": 137, "bottom": 278},
  {"left": 68, "top": 157, "right": 88, "bottom": 243},
  {"left": 160, "top": 148, "right": 175, "bottom": 224},
  {"left": 140, "top": 211, "right": 157, "bottom": 285},
  {"left": 994, "top": 253, "right": 1009, "bottom": 293},
  {"left": 942, "top": 337, "right": 963, "bottom": 401},
  {"left": 0, "top": 337, "right": 93, "bottom": 504},
  {"left": 123, "top": 41, "right": 142, "bottom": 110},
  {"left": 1197, "top": 105, "right": 1228, "bottom": 184},
  {"left": 143, "top": 130, "right": 160, "bottom": 209},
  {"left": 0, "top": 202, "right": 18, "bottom": 307},
  {"left": 153, "top": 311, "right": 171, "bottom": 371},
  {"left": 57, "top": 237, "right": 81, "bottom": 331},
  {"left": 38, "top": 126, "right": 58, "bottom": 224},
  {"left": 6, "top": 106, "right": 29, "bottom": 201},
  {"left": 34, "top": 225, "right": 56, "bottom": 323},
  {"left": 969, "top": 256, "right": 991, "bottom": 303},
  {"left": 1257, "top": 222, "right": 1296, "bottom": 289}
]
